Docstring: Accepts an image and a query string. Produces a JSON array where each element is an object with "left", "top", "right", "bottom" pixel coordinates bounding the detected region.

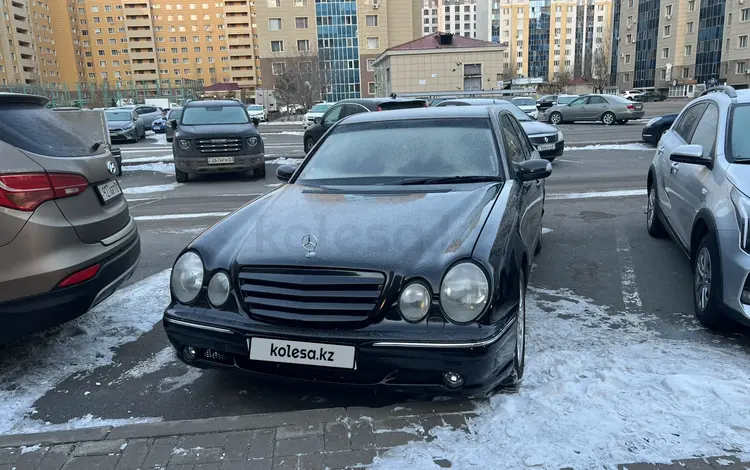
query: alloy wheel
[
  {"left": 550, "top": 113, "right": 562, "bottom": 125},
  {"left": 695, "top": 247, "right": 712, "bottom": 312},
  {"left": 603, "top": 113, "right": 615, "bottom": 125}
]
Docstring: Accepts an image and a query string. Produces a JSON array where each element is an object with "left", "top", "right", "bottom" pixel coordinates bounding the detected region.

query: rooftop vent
[{"left": 438, "top": 33, "right": 453, "bottom": 46}]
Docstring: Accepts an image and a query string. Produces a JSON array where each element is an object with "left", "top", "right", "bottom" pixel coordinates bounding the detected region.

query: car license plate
[
  {"left": 248, "top": 337, "right": 356, "bottom": 369},
  {"left": 96, "top": 179, "right": 122, "bottom": 203},
  {"left": 538, "top": 143, "right": 556, "bottom": 151},
  {"left": 207, "top": 157, "right": 234, "bottom": 164}
]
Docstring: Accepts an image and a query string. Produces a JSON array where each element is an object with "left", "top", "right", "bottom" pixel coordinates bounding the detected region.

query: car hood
[
  {"left": 519, "top": 120, "right": 557, "bottom": 135},
  {"left": 305, "top": 112, "right": 325, "bottom": 118},
  {"left": 515, "top": 105, "right": 537, "bottom": 112},
  {"left": 205, "top": 183, "right": 502, "bottom": 273},
  {"left": 176, "top": 123, "right": 260, "bottom": 137},
  {"left": 726, "top": 165, "right": 750, "bottom": 195}
]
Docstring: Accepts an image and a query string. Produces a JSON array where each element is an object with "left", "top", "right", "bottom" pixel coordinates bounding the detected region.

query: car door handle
[
  {"left": 670, "top": 162, "right": 679, "bottom": 174},
  {"left": 657, "top": 146, "right": 665, "bottom": 156},
  {"left": 535, "top": 179, "right": 542, "bottom": 187}
]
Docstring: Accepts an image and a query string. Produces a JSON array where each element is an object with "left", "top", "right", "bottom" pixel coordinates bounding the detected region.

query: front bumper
[
  {"left": 536, "top": 140, "right": 564, "bottom": 160},
  {"left": 0, "top": 230, "right": 140, "bottom": 344},
  {"left": 716, "top": 230, "right": 750, "bottom": 326},
  {"left": 174, "top": 153, "right": 265, "bottom": 175},
  {"left": 641, "top": 126, "right": 660, "bottom": 144},
  {"left": 109, "top": 128, "right": 137, "bottom": 141},
  {"left": 152, "top": 123, "right": 166, "bottom": 133},
  {"left": 162, "top": 305, "right": 517, "bottom": 394}
]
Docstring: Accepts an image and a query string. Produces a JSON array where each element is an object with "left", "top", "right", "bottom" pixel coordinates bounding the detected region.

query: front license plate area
[
  {"left": 538, "top": 143, "right": 556, "bottom": 151},
  {"left": 96, "top": 179, "right": 122, "bottom": 203},
  {"left": 248, "top": 337, "right": 356, "bottom": 370},
  {"left": 207, "top": 156, "right": 235, "bottom": 164}
]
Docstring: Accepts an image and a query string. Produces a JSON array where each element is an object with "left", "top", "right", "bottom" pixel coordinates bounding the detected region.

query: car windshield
[
  {"left": 168, "top": 109, "right": 183, "bottom": 120},
  {"left": 311, "top": 103, "right": 332, "bottom": 113},
  {"left": 105, "top": 111, "right": 132, "bottom": 121},
  {"left": 512, "top": 98, "right": 536, "bottom": 107},
  {"left": 181, "top": 105, "right": 249, "bottom": 125},
  {"left": 295, "top": 118, "right": 500, "bottom": 184},
  {"left": 730, "top": 104, "right": 750, "bottom": 161},
  {"left": 247, "top": 105, "right": 263, "bottom": 111},
  {"left": 558, "top": 96, "right": 578, "bottom": 105}
]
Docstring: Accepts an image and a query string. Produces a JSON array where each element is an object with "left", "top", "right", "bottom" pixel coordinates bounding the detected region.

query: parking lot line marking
[
  {"left": 616, "top": 234, "right": 643, "bottom": 311},
  {"left": 547, "top": 189, "right": 646, "bottom": 200},
  {"left": 133, "top": 212, "right": 231, "bottom": 221}
]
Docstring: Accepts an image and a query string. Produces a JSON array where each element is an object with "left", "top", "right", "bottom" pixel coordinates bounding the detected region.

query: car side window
[
  {"left": 689, "top": 104, "right": 719, "bottom": 159},
  {"left": 569, "top": 97, "right": 588, "bottom": 106},
  {"left": 341, "top": 104, "right": 367, "bottom": 118},
  {"left": 673, "top": 103, "right": 707, "bottom": 142},
  {"left": 500, "top": 114, "right": 526, "bottom": 164},
  {"left": 508, "top": 116, "right": 532, "bottom": 160},
  {"left": 323, "top": 105, "right": 343, "bottom": 125},
  {"left": 587, "top": 96, "right": 606, "bottom": 105}
]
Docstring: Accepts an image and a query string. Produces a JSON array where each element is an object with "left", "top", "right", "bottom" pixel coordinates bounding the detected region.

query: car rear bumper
[
  {"left": 0, "top": 230, "right": 141, "bottom": 344},
  {"left": 621, "top": 110, "right": 645, "bottom": 120},
  {"left": 716, "top": 230, "right": 750, "bottom": 326},
  {"left": 162, "top": 304, "right": 516, "bottom": 395},
  {"left": 175, "top": 153, "right": 265, "bottom": 175}
]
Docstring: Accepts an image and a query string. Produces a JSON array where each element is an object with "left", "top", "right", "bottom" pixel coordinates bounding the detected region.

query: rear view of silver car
[{"left": 0, "top": 94, "right": 140, "bottom": 344}]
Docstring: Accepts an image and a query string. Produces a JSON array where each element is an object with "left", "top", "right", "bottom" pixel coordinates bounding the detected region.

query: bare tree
[
  {"left": 555, "top": 67, "right": 573, "bottom": 88},
  {"left": 586, "top": 24, "right": 612, "bottom": 93},
  {"left": 271, "top": 49, "right": 330, "bottom": 112},
  {"left": 89, "top": 83, "right": 106, "bottom": 108},
  {"left": 501, "top": 65, "right": 518, "bottom": 82}
]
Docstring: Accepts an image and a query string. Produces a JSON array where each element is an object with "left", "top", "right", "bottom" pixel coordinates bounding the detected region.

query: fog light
[
  {"left": 443, "top": 371, "right": 464, "bottom": 389},
  {"left": 742, "top": 290, "right": 750, "bottom": 305},
  {"left": 183, "top": 346, "right": 197, "bottom": 361}
]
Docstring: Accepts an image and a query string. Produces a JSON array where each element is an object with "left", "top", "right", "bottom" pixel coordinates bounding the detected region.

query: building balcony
[
  {"left": 226, "top": 26, "right": 252, "bottom": 36},
  {"left": 126, "top": 31, "right": 154, "bottom": 41},
  {"left": 132, "top": 72, "right": 159, "bottom": 81},
  {"left": 234, "top": 78, "right": 256, "bottom": 88},
  {"left": 125, "top": 18, "right": 152, "bottom": 27},
  {"left": 228, "top": 58, "right": 254, "bottom": 67},
  {"left": 228, "top": 37, "right": 252, "bottom": 46},
  {"left": 131, "top": 62, "right": 158, "bottom": 72},
  {"left": 130, "top": 51, "right": 156, "bottom": 60},
  {"left": 122, "top": 6, "right": 150, "bottom": 16},
  {"left": 19, "top": 58, "right": 36, "bottom": 68},
  {"left": 224, "top": 1, "right": 249, "bottom": 12}
]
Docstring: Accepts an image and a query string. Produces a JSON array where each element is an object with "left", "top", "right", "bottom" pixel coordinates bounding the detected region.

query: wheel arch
[{"left": 690, "top": 209, "right": 720, "bottom": 261}]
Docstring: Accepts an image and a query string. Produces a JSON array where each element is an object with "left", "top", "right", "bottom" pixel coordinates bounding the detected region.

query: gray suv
[{"left": 646, "top": 85, "right": 750, "bottom": 329}]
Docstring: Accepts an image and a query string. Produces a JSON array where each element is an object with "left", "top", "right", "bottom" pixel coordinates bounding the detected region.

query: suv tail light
[
  {"left": 627, "top": 104, "right": 635, "bottom": 110},
  {"left": 0, "top": 173, "right": 89, "bottom": 212}
]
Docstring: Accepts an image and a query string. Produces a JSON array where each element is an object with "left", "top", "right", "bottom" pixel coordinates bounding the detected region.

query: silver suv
[{"left": 646, "top": 85, "right": 750, "bottom": 329}]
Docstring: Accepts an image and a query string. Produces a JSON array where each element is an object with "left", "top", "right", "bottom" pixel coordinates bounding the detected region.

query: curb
[{"left": 0, "top": 400, "right": 478, "bottom": 449}]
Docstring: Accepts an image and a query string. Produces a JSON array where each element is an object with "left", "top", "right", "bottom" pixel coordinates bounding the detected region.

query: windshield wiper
[{"left": 390, "top": 175, "right": 504, "bottom": 185}]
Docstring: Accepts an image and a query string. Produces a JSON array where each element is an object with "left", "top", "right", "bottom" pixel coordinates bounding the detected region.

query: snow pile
[
  {"left": 267, "top": 157, "right": 303, "bottom": 165},
  {"left": 371, "top": 288, "right": 750, "bottom": 470},
  {"left": 122, "top": 162, "right": 175, "bottom": 174},
  {"left": 0, "top": 270, "right": 171, "bottom": 433},
  {"left": 145, "top": 132, "right": 168, "bottom": 146},
  {"left": 122, "top": 183, "right": 180, "bottom": 195},
  {"left": 122, "top": 155, "right": 174, "bottom": 164},
  {"left": 566, "top": 143, "right": 653, "bottom": 151}
]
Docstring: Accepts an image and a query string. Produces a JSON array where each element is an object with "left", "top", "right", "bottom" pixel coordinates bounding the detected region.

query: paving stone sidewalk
[{"left": 0, "top": 402, "right": 746, "bottom": 470}]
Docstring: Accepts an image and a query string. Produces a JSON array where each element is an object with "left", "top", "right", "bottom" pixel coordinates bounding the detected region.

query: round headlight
[
  {"left": 247, "top": 137, "right": 259, "bottom": 146},
  {"left": 398, "top": 282, "right": 431, "bottom": 322},
  {"left": 440, "top": 262, "right": 489, "bottom": 323},
  {"left": 207, "top": 271, "right": 230, "bottom": 307},
  {"left": 171, "top": 251, "right": 204, "bottom": 304},
  {"left": 178, "top": 139, "right": 190, "bottom": 150}
]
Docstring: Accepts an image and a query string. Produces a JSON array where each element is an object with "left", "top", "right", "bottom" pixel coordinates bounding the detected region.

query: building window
[
  {"left": 366, "top": 15, "right": 378, "bottom": 27},
  {"left": 297, "top": 39, "right": 309, "bottom": 51},
  {"left": 294, "top": 0, "right": 307, "bottom": 6},
  {"left": 268, "top": 0, "right": 280, "bottom": 6},
  {"left": 660, "top": 69, "right": 667, "bottom": 80},
  {"left": 624, "top": 73, "right": 630, "bottom": 82},
  {"left": 268, "top": 18, "right": 282, "bottom": 30},
  {"left": 662, "top": 47, "right": 670, "bottom": 58},
  {"left": 624, "top": 54, "right": 631, "bottom": 64},
  {"left": 271, "top": 62, "right": 285, "bottom": 75},
  {"left": 665, "top": 5, "right": 672, "bottom": 16},
  {"left": 737, "top": 62, "right": 747, "bottom": 74},
  {"left": 688, "top": 0, "right": 695, "bottom": 12},
  {"left": 743, "top": 8, "right": 750, "bottom": 22},
  {"left": 663, "top": 25, "right": 670, "bottom": 37},
  {"left": 270, "top": 40, "right": 283, "bottom": 52},
  {"left": 295, "top": 17, "right": 308, "bottom": 28},
  {"left": 367, "top": 37, "right": 379, "bottom": 49},
  {"left": 740, "top": 35, "right": 749, "bottom": 48},
  {"left": 687, "top": 22, "right": 694, "bottom": 33},
  {"left": 682, "top": 67, "right": 690, "bottom": 78},
  {"left": 366, "top": 58, "right": 375, "bottom": 71},
  {"left": 685, "top": 44, "right": 692, "bottom": 56}
]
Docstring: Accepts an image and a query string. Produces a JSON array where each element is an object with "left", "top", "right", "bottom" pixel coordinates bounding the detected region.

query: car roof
[
  {"left": 439, "top": 98, "right": 508, "bottom": 105},
  {"left": 184, "top": 99, "right": 243, "bottom": 107},
  {"left": 0, "top": 93, "right": 49, "bottom": 106},
  {"left": 338, "top": 97, "right": 427, "bottom": 105},
  {"left": 341, "top": 105, "right": 491, "bottom": 124}
]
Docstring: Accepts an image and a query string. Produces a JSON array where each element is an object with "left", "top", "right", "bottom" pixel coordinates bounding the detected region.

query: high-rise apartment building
[
  {"left": 420, "top": 0, "right": 492, "bottom": 40},
  {"left": 611, "top": 0, "right": 750, "bottom": 95},
  {"left": 0, "top": 0, "right": 60, "bottom": 88},
  {"left": 255, "top": 0, "right": 422, "bottom": 102},
  {"left": 496, "top": 0, "right": 612, "bottom": 82}
]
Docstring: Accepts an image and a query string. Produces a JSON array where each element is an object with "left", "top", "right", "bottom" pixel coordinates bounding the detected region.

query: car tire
[
  {"left": 254, "top": 166, "right": 266, "bottom": 179},
  {"left": 175, "top": 168, "right": 189, "bottom": 183},
  {"left": 549, "top": 112, "right": 562, "bottom": 125},
  {"left": 304, "top": 137, "right": 315, "bottom": 153},
  {"left": 616, "top": 119, "right": 629, "bottom": 124},
  {"left": 496, "top": 270, "right": 526, "bottom": 394},
  {"left": 693, "top": 233, "right": 726, "bottom": 330},
  {"left": 602, "top": 112, "right": 616, "bottom": 125},
  {"left": 646, "top": 185, "right": 668, "bottom": 238}
]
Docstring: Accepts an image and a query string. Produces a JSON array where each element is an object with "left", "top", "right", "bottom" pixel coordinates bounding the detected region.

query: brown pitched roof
[{"left": 387, "top": 32, "right": 504, "bottom": 52}]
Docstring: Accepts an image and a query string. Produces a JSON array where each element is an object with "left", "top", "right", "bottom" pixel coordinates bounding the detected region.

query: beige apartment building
[
  {"left": 373, "top": 32, "right": 507, "bottom": 96},
  {"left": 612, "top": 0, "right": 750, "bottom": 96},
  {"left": 254, "top": 0, "right": 422, "bottom": 102},
  {"left": 0, "top": 0, "right": 60, "bottom": 88}
]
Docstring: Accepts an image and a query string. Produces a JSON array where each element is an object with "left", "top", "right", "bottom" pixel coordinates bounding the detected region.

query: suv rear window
[
  {"left": 377, "top": 100, "right": 427, "bottom": 111},
  {"left": 0, "top": 104, "right": 103, "bottom": 157}
]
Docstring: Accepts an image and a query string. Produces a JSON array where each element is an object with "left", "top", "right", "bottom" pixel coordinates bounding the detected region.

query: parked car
[
  {"left": 302, "top": 97, "right": 428, "bottom": 153},
  {"left": 163, "top": 105, "right": 551, "bottom": 395},
  {"left": 0, "top": 93, "right": 141, "bottom": 344},
  {"left": 151, "top": 114, "right": 168, "bottom": 133},
  {"left": 538, "top": 95, "right": 579, "bottom": 122},
  {"left": 633, "top": 91, "right": 667, "bottom": 102},
  {"left": 246, "top": 104, "right": 268, "bottom": 122},
  {"left": 544, "top": 94, "right": 645, "bottom": 125},
  {"left": 511, "top": 96, "right": 539, "bottom": 120},
  {"left": 130, "top": 105, "right": 163, "bottom": 130},
  {"left": 429, "top": 96, "right": 458, "bottom": 107},
  {"left": 435, "top": 98, "right": 564, "bottom": 161},
  {"left": 105, "top": 108, "right": 146, "bottom": 143},
  {"left": 170, "top": 99, "right": 264, "bottom": 183},
  {"left": 621, "top": 90, "right": 643, "bottom": 100},
  {"left": 641, "top": 114, "right": 678, "bottom": 144},
  {"left": 165, "top": 107, "right": 183, "bottom": 143},
  {"left": 536, "top": 94, "right": 558, "bottom": 111},
  {"left": 646, "top": 85, "right": 750, "bottom": 330},
  {"left": 302, "top": 102, "right": 334, "bottom": 129}
]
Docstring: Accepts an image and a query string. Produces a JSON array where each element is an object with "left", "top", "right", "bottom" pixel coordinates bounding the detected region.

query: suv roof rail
[{"left": 699, "top": 85, "right": 737, "bottom": 99}]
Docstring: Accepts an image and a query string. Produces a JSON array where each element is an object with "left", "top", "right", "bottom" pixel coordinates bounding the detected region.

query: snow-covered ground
[
  {"left": 371, "top": 288, "right": 750, "bottom": 470},
  {"left": 122, "top": 183, "right": 181, "bottom": 195},
  {"left": 566, "top": 143, "right": 653, "bottom": 151}
]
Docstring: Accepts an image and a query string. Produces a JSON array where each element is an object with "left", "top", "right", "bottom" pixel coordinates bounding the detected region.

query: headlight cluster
[
  {"left": 171, "top": 251, "right": 231, "bottom": 307},
  {"left": 557, "top": 130, "right": 564, "bottom": 141},
  {"left": 731, "top": 187, "right": 750, "bottom": 253},
  {"left": 123, "top": 122, "right": 134, "bottom": 130},
  {"left": 178, "top": 140, "right": 190, "bottom": 150},
  {"left": 247, "top": 137, "right": 259, "bottom": 146},
  {"left": 397, "top": 262, "right": 490, "bottom": 324}
]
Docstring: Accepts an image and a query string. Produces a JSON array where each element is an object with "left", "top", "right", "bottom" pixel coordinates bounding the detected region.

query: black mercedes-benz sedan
[
  {"left": 435, "top": 99, "right": 565, "bottom": 161},
  {"left": 163, "top": 106, "right": 551, "bottom": 396}
]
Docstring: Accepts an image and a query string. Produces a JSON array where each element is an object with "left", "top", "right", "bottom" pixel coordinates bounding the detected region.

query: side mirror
[
  {"left": 133, "top": 117, "right": 138, "bottom": 122},
  {"left": 314, "top": 117, "right": 323, "bottom": 125},
  {"left": 170, "top": 119, "right": 178, "bottom": 130},
  {"left": 276, "top": 164, "right": 298, "bottom": 182},
  {"left": 252, "top": 117, "right": 260, "bottom": 127},
  {"left": 670, "top": 144, "right": 711, "bottom": 167},
  {"left": 517, "top": 159, "right": 552, "bottom": 182}
]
